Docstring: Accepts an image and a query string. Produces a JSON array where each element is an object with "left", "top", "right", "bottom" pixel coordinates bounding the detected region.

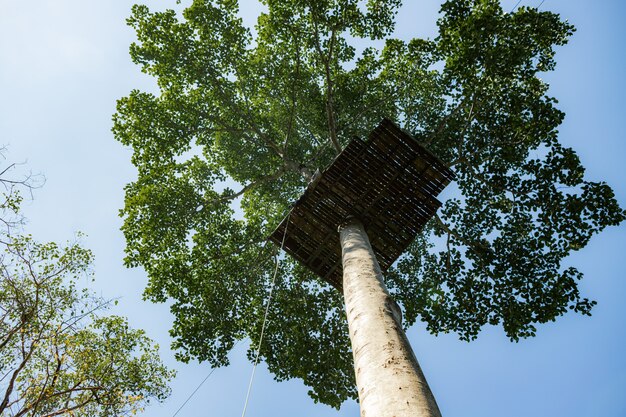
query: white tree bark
[{"left": 339, "top": 218, "right": 442, "bottom": 417}]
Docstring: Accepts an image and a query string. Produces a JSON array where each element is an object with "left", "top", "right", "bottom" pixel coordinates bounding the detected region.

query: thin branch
[
  {"left": 22, "top": 346, "right": 60, "bottom": 417},
  {"left": 198, "top": 101, "right": 309, "bottom": 180},
  {"left": 433, "top": 214, "right": 491, "bottom": 255},
  {"left": 449, "top": 131, "right": 527, "bottom": 167},
  {"left": 60, "top": 299, "right": 116, "bottom": 333},
  {"left": 454, "top": 99, "right": 476, "bottom": 157},
  {"left": 0, "top": 324, "right": 21, "bottom": 352},
  {"left": 0, "top": 163, "right": 16, "bottom": 178},
  {"left": 310, "top": 11, "right": 341, "bottom": 155},
  {"left": 0, "top": 341, "right": 36, "bottom": 414},
  {"left": 282, "top": 29, "right": 303, "bottom": 154},
  {"left": 203, "top": 74, "right": 285, "bottom": 160},
  {"left": 445, "top": 227, "right": 452, "bottom": 277},
  {"left": 205, "top": 168, "right": 286, "bottom": 207},
  {"left": 38, "top": 395, "right": 95, "bottom": 417},
  {"left": 266, "top": 91, "right": 325, "bottom": 167},
  {"left": 324, "top": 28, "right": 341, "bottom": 155},
  {"left": 14, "top": 378, "right": 86, "bottom": 416},
  {"left": 425, "top": 95, "right": 476, "bottom": 146}
]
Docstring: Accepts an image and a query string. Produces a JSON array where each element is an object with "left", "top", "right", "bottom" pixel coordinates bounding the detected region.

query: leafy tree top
[
  {"left": 113, "top": 0, "right": 625, "bottom": 407},
  {"left": 0, "top": 189, "right": 175, "bottom": 417},
  {"left": 0, "top": 234, "right": 175, "bottom": 417}
]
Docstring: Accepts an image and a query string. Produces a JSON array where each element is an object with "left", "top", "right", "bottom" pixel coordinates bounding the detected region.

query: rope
[
  {"left": 169, "top": 213, "right": 289, "bottom": 417},
  {"left": 171, "top": 368, "right": 218, "bottom": 417},
  {"left": 240, "top": 213, "right": 290, "bottom": 417}
]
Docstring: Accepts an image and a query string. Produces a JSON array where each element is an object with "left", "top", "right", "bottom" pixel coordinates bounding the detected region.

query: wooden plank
[{"left": 269, "top": 118, "right": 454, "bottom": 291}]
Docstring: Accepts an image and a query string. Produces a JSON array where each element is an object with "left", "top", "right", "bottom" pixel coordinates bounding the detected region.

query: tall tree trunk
[{"left": 339, "top": 218, "right": 442, "bottom": 417}]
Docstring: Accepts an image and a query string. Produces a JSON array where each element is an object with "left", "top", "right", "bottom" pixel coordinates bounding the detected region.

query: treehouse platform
[{"left": 269, "top": 118, "right": 454, "bottom": 290}]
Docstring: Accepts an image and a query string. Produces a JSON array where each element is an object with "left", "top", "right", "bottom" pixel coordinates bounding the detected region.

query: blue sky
[{"left": 1, "top": 1, "right": 625, "bottom": 416}]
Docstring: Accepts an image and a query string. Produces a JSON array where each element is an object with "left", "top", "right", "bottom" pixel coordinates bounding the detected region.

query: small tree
[
  {"left": 0, "top": 160, "right": 174, "bottom": 417},
  {"left": 114, "top": 0, "right": 625, "bottom": 409},
  {"left": 0, "top": 233, "right": 175, "bottom": 417}
]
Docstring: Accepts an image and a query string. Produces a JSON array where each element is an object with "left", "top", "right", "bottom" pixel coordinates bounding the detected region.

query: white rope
[{"left": 240, "top": 213, "right": 290, "bottom": 417}]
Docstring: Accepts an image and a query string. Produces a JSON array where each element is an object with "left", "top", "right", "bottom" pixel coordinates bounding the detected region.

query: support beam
[{"left": 339, "top": 218, "right": 442, "bottom": 417}]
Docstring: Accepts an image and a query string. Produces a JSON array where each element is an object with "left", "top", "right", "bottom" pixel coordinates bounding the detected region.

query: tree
[
  {"left": 0, "top": 151, "right": 43, "bottom": 235},
  {"left": 0, "top": 162, "right": 175, "bottom": 416},
  {"left": 0, "top": 233, "right": 175, "bottom": 417},
  {"left": 113, "top": 0, "right": 625, "bottom": 410}
]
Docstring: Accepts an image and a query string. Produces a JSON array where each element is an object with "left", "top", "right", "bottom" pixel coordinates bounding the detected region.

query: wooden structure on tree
[{"left": 269, "top": 118, "right": 455, "bottom": 290}]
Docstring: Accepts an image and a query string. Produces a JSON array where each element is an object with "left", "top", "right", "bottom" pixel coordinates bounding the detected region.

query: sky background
[{"left": 1, "top": 1, "right": 625, "bottom": 416}]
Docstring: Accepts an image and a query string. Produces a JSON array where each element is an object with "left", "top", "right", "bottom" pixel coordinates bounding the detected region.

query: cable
[
  {"left": 510, "top": 0, "right": 523, "bottom": 13},
  {"left": 537, "top": 0, "right": 546, "bottom": 10},
  {"left": 171, "top": 368, "right": 217, "bottom": 417},
  {"left": 240, "top": 213, "right": 290, "bottom": 417},
  {"left": 170, "top": 213, "right": 289, "bottom": 417}
]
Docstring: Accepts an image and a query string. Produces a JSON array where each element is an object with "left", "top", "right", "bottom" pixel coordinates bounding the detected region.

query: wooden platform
[{"left": 269, "top": 118, "right": 454, "bottom": 290}]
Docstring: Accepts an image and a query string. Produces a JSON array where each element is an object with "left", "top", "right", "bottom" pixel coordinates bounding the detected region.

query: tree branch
[
  {"left": 433, "top": 213, "right": 491, "bottom": 255},
  {"left": 206, "top": 168, "right": 287, "bottom": 207},
  {"left": 282, "top": 29, "right": 303, "bottom": 154},
  {"left": 0, "top": 341, "right": 36, "bottom": 414},
  {"left": 449, "top": 131, "right": 527, "bottom": 168},
  {"left": 425, "top": 94, "right": 478, "bottom": 147},
  {"left": 310, "top": 11, "right": 342, "bottom": 155},
  {"left": 38, "top": 394, "right": 95, "bottom": 417}
]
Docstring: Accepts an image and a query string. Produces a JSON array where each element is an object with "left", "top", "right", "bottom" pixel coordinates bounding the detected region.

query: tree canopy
[
  {"left": 0, "top": 234, "right": 175, "bottom": 417},
  {"left": 0, "top": 161, "right": 174, "bottom": 416},
  {"left": 113, "top": 0, "right": 625, "bottom": 407}
]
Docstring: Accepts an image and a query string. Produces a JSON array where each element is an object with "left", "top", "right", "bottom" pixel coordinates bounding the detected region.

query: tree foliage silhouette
[{"left": 113, "top": 0, "right": 625, "bottom": 408}]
